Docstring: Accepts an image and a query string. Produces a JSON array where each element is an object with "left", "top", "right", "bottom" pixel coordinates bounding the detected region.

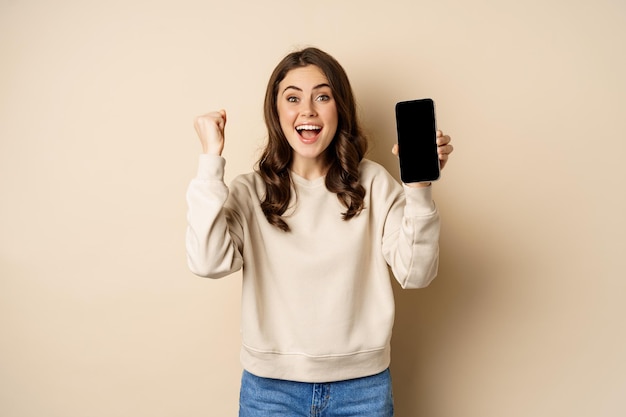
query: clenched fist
[{"left": 194, "top": 109, "right": 227, "bottom": 155}]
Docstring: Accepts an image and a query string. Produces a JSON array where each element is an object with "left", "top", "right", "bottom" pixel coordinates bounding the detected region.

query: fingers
[
  {"left": 196, "top": 110, "right": 227, "bottom": 130},
  {"left": 438, "top": 145, "right": 453, "bottom": 162},
  {"left": 436, "top": 130, "right": 453, "bottom": 156},
  {"left": 212, "top": 109, "right": 227, "bottom": 130},
  {"left": 195, "top": 109, "right": 226, "bottom": 125},
  {"left": 436, "top": 130, "right": 453, "bottom": 170},
  {"left": 436, "top": 130, "right": 450, "bottom": 146},
  {"left": 194, "top": 109, "right": 227, "bottom": 155}
]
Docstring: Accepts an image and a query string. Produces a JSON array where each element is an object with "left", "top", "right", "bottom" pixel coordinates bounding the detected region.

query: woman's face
[{"left": 276, "top": 65, "right": 338, "bottom": 174}]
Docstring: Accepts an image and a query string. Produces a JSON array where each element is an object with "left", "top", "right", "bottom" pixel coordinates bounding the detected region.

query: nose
[{"left": 300, "top": 98, "right": 317, "bottom": 117}]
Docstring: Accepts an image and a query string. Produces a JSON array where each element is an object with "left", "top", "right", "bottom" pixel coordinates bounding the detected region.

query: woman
[{"left": 186, "top": 47, "right": 453, "bottom": 416}]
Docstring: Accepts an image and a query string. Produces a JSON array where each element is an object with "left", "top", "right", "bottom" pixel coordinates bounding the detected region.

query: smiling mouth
[{"left": 296, "top": 124, "right": 322, "bottom": 140}]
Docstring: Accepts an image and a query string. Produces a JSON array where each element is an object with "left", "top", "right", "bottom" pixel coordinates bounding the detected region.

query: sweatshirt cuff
[
  {"left": 403, "top": 184, "right": 436, "bottom": 216},
  {"left": 196, "top": 154, "right": 226, "bottom": 181}
]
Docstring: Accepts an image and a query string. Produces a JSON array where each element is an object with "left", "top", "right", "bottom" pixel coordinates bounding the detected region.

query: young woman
[{"left": 186, "top": 47, "right": 453, "bottom": 417}]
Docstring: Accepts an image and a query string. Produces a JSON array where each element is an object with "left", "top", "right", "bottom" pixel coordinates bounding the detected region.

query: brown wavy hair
[{"left": 257, "top": 47, "right": 368, "bottom": 232}]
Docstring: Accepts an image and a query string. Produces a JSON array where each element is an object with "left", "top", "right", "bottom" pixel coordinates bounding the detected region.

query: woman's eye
[
  {"left": 316, "top": 94, "right": 330, "bottom": 102},
  {"left": 287, "top": 96, "right": 299, "bottom": 103}
]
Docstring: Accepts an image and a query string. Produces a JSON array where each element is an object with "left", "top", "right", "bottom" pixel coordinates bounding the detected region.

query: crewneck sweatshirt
[{"left": 186, "top": 154, "right": 440, "bottom": 383}]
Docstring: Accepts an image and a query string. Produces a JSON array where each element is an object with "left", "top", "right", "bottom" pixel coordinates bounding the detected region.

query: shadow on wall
[
  {"left": 362, "top": 114, "right": 492, "bottom": 414},
  {"left": 389, "top": 230, "right": 488, "bottom": 415},
  {"left": 353, "top": 56, "right": 492, "bottom": 415}
]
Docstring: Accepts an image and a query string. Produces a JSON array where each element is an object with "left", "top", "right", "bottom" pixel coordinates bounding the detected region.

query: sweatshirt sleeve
[
  {"left": 381, "top": 183, "right": 440, "bottom": 289},
  {"left": 185, "top": 154, "right": 244, "bottom": 278}
]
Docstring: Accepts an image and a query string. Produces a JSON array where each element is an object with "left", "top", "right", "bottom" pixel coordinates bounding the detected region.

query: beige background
[{"left": 1, "top": 0, "right": 625, "bottom": 416}]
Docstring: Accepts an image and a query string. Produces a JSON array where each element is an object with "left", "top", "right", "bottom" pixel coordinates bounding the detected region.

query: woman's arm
[
  {"left": 185, "top": 155, "right": 244, "bottom": 278},
  {"left": 185, "top": 110, "right": 243, "bottom": 278}
]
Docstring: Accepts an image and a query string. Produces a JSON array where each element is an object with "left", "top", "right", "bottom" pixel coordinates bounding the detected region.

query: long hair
[{"left": 257, "top": 47, "right": 368, "bottom": 232}]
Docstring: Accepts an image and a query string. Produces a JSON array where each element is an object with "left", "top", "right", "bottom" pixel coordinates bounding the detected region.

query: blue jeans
[{"left": 239, "top": 368, "right": 394, "bottom": 417}]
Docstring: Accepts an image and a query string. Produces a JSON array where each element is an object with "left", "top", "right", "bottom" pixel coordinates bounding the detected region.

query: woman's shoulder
[
  {"left": 359, "top": 158, "right": 397, "bottom": 182},
  {"left": 359, "top": 158, "right": 403, "bottom": 197}
]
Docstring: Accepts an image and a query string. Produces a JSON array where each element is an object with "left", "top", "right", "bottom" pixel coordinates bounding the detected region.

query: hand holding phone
[{"left": 395, "top": 98, "right": 440, "bottom": 183}]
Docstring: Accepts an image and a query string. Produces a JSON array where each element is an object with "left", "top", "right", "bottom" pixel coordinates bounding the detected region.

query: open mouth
[{"left": 296, "top": 124, "right": 322, "bottom": 141}]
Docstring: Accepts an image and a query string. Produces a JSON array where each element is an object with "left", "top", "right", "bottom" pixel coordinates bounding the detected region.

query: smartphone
[{"left": 395, "top": 98, "right": 440, "bottom": 183}]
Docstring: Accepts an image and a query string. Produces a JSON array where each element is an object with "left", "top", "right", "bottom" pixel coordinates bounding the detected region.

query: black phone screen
[{"left": 395, "top": 98, "right": 440, "bottom": 183}]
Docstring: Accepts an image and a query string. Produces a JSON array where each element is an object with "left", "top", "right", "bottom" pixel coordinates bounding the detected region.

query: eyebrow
[{"left": 282, "top": 83, "right": 331, "bottom": 95}]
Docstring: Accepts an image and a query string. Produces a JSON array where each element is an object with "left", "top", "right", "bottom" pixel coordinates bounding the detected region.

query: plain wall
[{"left": 1, "top": 0, "right": 625, "bottom": 416}]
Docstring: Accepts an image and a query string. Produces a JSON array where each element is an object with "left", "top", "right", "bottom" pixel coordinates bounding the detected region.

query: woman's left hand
[{"left": 436, "top": 130, "right": 453, "bottom": 170}]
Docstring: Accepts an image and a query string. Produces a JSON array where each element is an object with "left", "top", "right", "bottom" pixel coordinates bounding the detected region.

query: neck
[{"left": 290, "top": 158, "right": 328, "bottom": 180}]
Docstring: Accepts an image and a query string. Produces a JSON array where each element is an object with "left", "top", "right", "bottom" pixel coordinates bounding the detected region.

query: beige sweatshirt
[{"left": 186, "top": 154, "right": 440, "bottom": 383}]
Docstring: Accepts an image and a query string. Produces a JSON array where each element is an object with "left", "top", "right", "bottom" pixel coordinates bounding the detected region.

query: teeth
[{"left": 296, "top": 125, "right": 322, "bottom": 131}]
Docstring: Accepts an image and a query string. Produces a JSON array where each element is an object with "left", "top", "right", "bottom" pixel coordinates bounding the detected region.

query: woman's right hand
[{"left": 194, "top": 109, "right": 227, "bottom": 155}]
